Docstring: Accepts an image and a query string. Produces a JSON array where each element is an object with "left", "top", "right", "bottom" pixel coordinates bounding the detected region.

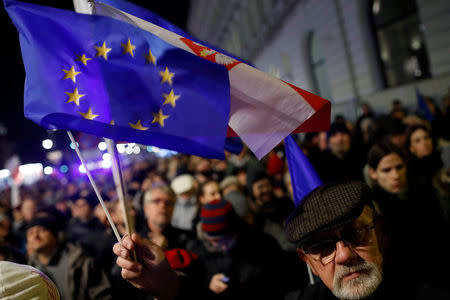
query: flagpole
[
  {"left": 104, "top": 138, "right": 137, "bottom": 261},
  {"left": 67, "top": 131, "right": 122, "bottom": 243}
]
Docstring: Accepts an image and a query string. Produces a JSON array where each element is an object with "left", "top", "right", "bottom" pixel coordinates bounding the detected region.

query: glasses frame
[{"left": 301, "top": 218, "right": 377, "bottom": 266}]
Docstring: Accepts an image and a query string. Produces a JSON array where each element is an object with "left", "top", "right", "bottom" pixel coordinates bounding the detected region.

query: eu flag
[
  {"left": 5, "top": 0, "right": 230, "bottom": 159},
  {"left": 285, "top": 135, "right": 322, "bottom": 206}
]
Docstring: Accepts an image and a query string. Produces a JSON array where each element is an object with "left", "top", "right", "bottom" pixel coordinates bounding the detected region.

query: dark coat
[{"left": 186, "top": 223, "right": 290, "bottom": 300}]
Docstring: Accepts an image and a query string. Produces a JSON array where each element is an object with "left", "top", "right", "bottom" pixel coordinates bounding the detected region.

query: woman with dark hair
[
  {"left": 406, "top": 124, "right": 443, "bottom": 189},
  {"left": 367, "top": 141, "right": 450, "bottom": 285}
]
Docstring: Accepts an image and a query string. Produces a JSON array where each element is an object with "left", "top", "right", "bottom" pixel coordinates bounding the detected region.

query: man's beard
[{"left": 332, "top": 261, "right": 382, "bottom": 300}]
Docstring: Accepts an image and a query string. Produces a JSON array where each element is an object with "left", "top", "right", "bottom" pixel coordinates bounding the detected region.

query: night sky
[{"left": 0, "top": 0, "right": 190, "bottom": 166}]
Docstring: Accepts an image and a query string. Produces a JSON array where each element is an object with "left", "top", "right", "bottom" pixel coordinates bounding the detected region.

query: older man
[
  {"left": 140, "top": 185, "right": 192, "bottom": 250},
  {"left": 113, "top": 181, "right": 450, "bottom": 299}
]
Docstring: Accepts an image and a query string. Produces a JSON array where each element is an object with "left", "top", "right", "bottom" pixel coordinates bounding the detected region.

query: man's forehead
[{"left": 306, "top": 206, "right": 375, "bottom": 242}]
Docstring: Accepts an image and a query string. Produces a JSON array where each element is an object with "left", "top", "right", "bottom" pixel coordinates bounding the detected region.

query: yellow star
[
  {"left": 152, "top": 109, "right": 169, "bottom": 127},
  {"left": 121, "top": 38, "right": 136, "bottom": 57},
  {"left": 75, "top": 54, "right": 92, "bottom": 66},
  {"left": 95, "top": 41, "right": 112, "bottom": 60},
  {"left": 65, "top": 88, "right": 85, "bottom": 106},
  {"left": 144, "top": 49, "right": 156, "bottom": 65},
  {"left": 62, "top": 66, "right": 81, "bottom": 83},
  {"left": 129, "top": 120, "right": 149, "bottom": 131},
  {"left": 110, "top": 120, "right": 115, "bottom": 125},
  {"left": 159, "top": 67, "right": 174, "bottom": 85},
  {"left": 79, "top": 107, "right": 99, "bottom": 120},
  {"left": 200, "top": 49, "right": 209, "bottom": 57},
  {"left": 162, "top": 89, "right": 180, "bottom": 107}
]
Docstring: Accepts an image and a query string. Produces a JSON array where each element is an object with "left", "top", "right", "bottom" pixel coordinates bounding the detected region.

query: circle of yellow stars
[{"left": 62, "top": 38, "right": 181, "bottom": 130}]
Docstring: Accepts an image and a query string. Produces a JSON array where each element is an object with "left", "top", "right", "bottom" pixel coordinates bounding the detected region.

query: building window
[
  {"left": 308, "top": 32, "right": 332, "bottom": 100},
  {"left": 371, "top": 0, "right": 430, "bottom": 87}
]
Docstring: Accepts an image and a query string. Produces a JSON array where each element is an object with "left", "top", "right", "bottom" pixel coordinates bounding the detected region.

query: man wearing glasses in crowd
[{"left": 113, "top": 181, "right": 450, "bottom": 299}]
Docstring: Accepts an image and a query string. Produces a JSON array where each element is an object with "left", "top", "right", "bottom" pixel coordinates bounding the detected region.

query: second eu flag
[{"left": 5, "top": 0, "right": 230, "bottom": 159}]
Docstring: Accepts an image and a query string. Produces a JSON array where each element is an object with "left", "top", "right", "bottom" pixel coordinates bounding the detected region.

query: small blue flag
[
  {"left": 285, "top": 135, "right": 322, "bottom": 206},
  {"left": 5, "top": 0, "right": 230, "bottom": 159},
  {"left": 416, "top": 88, "right": 434, "bottom": 122}
]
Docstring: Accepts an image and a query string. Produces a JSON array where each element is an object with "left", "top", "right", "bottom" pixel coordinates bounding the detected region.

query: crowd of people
[{"left": 1, "top": 94, "right": 450, "bottom": 299}]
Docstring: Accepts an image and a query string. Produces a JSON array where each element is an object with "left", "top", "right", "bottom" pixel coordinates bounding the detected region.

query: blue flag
[
  {"left": 416, "top": 88, "right": 434, "bottom": 122},
  {"left": 285, "top": 135, "right": 322, "bottom": 206},
  {"left": 5, "top": 0, "right": 230, "bottom": 159}
]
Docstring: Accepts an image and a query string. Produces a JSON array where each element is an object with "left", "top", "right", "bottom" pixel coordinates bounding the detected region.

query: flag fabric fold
[
  {"left": 91, "top": 0, "right": 331, "bottom": 159},
  {"left": 416, "top": 88, "right": 434, "bottom": 122},
  {"left": 5, "top": 0, "right": 230, "bottom": 159},
  {"left": 285, "top": 135, "right": 322, "bottom": 206}
]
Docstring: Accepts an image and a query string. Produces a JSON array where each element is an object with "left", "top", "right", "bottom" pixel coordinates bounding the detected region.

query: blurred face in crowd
[
  {"left": 71, "top": 198, "right": 93, "bottom": 222},
  {"left": 298, "top": 206, "right": 384, "bottom": 300},
  {"left": 252, "top": 178, "right": 273, "bottom": 205},
  {"left": 200, "top": 182, "right": 221, "bottom": 205},
  {"left": 409, "top": 128, "right": 433, "bottom": 158},
  {"left": 21, "top": 198, "right": 38, "bottom": 223},
  {"left": 26, "top": 226, "right": 57, "bottom": 254},
  {"left": 144, "top": 188, "right": 175, "bottom": 229},
  {"left": 328, "top": 132, "right": 351, "bottom": 158},
  {"left": 369, "top": 153, "right": 407, "bottom": 194}
]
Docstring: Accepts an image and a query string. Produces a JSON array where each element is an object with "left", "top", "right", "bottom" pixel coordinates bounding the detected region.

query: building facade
[{"left": 187, "top": 0, "right": 450, "bottom": 120}]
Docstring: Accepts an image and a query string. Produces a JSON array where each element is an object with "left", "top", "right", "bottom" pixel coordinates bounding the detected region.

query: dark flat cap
[{"left": 285, "top": 181, "right": 374, "bottom": 245}]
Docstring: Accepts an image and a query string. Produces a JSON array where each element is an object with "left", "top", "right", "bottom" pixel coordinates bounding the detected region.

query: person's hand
[
  {"left": 148, "top": 232, "right": 169, "bottom": 250},
  {"left": 209, "top": 273, "right": 228, "bottom": 294},
  {"left": 113, "top": 233, "right": 179, "bottom": 300}
]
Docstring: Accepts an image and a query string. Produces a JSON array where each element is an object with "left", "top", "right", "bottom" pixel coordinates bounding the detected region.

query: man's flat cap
[{"left": 285, "top": 181, "right": 374, "bottom": 245}]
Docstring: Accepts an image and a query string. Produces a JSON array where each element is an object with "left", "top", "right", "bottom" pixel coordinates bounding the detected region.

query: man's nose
[{"left": 334, "top": 241, "right": 357, "bottom": 265}]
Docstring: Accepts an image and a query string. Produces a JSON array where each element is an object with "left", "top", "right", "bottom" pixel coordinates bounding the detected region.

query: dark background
[{"left": 0, "top": 0, "right": 191, "bottom": 166}]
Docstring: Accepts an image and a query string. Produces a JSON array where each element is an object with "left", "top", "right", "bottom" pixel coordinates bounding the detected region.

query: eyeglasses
[
  {"left": 149, "top": 198, "right": 175, "bottom": 206},
  {"left": 301, "top": 219, "right": 377, "bottom": 266}
]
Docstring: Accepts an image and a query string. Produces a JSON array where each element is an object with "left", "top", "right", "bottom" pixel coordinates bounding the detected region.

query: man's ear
[{"left": 297, "top": 248, "right": 318, "bottom": 276}]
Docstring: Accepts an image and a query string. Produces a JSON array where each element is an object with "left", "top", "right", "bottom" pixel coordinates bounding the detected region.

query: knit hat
[
  {"left": 219, "top": 176, "right": 239, "bottom": 191},
  {"left": 0, "top": 261, "right": 60, "bottom": 299},
  {"left": 285, "top": 181, "right": 374, "bottom": 245},
  {"left": 200, "top": 199, "right": 235, "bottom": 237},
  {"left": 170, "top": 174, "right": 195, "bottom": 195},
  {"left": 164, "top": 248, "right": 198, "bottom": 270},
  {"left": 27, "top": 216, "right": 62, "bottom": 237}
]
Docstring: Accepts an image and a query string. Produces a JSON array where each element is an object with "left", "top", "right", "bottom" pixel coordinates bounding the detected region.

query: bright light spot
[
  {"left": 102, "top": 153, "right": 111, "bottom": 161},
  {"left": 42, "top": 139, "right": 53, "bottom": 150},
  {"left": 60, "top": 165, "right": 69, "bottom": 173},
  {"left": 0, "top": 169, "right": 10, "bottom": 179},
  {"left": 101, "top": 160, "right": 112, "bottom": 168},
  {"left": 125, "top": 147, "right": 133, "bottom": 154},
  {"left": 128, "top": 143, "right": 136, "bottom": 148},
  {"left": 98, "top": 141, "right": 107, "bottom": 151},
  {"left": 43, "top": 166, "right": 53, "bottom": 175},
  {"left": 79, "top": 165, "right": 86, "bottom": 173},
  {"left": 152, "top": 146, "right": 160, "bottom": 153},
  {"left": 117, "top": 144, "right": 126, "bottom": 153},
  {"left": 19, "top": 163, "right": 43, "bottom": 175},
  {"left": 147, "top": 146, "right": 153, "bottom": 152},
  {"left": 70, "top": 142, "right": 79, "bottom": 150},
  {"left": 133, "top": 146, "right": 141, "bottom": 154},
  {"left": 372, "top": 0, "right": 380, "bottom": 14}
]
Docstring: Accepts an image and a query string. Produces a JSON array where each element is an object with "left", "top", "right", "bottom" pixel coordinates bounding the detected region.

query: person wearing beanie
[
  {"left": 26, "top": 216, "right": 112, "bottom": 299},
  {"left": 170, "top": 174, "right": 199, "bottom": 231},
  {"left": 66, "top": 193, "right": 105, "bottom": 255},
  {"left": 245, "top": 170, "right": 295, "bottom": 252},
  {"left": 310, "top": 122, "right": 363, "bottom": 183},
  {"left": 185, "top": 198, "right": 291, "bottom": 299},
  {"left": 219, "top": 176, "right": 249, "bottom": 218}
]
